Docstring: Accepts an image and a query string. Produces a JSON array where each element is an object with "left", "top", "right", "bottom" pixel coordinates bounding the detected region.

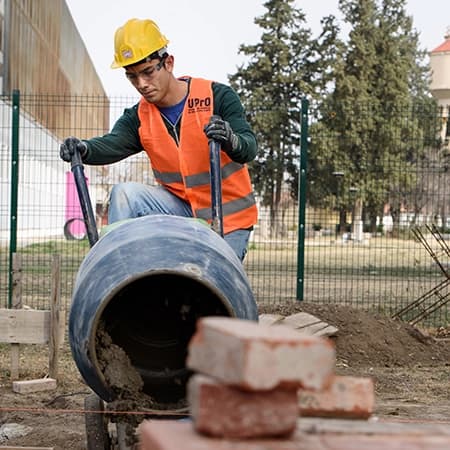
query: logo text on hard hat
[{"left": 122, "top": 49, "right": 133, "bottom": 59}]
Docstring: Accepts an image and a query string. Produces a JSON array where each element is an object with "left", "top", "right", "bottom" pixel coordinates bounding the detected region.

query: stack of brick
[
  {"left": 186, "top": 316, "right": 337, "bottom": 438},
  {"left": 139, "top": 316, "right": 375, "bottom": 449}
]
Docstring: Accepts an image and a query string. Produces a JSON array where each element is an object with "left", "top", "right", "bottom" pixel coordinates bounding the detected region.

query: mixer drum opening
[{"left": 97, "top": 272, "right": 230, "bottom": 406}]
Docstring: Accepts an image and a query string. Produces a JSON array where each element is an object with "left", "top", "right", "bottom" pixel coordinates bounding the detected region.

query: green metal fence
[
  {"left": 0, "top": 93, "right": 449, "bottom": 327},
  {"left": 303, "top": 99, "right": 450, "bottom": 326}
]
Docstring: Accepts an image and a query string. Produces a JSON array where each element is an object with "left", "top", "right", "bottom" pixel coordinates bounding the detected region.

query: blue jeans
[{"left": 108, "top": 182, "right": 251, "bottom": 261}]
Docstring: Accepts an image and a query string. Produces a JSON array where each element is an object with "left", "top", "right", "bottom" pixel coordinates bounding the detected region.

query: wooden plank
[
  {"left": 11, "top": 253, "right": 23, "bottom": 310},
  {"left": 138, "top": 419, "right": 450, "bottom": 450},
  {"left": 0, "top": 309, "right": 65, "bottom": 345},
  {"left": 0, "top": 309, "right": 51, "bottom": 344},
  {"left": 12, "top": 378, "right": 57, "bottom": 394},
  {"left": 282, "top": 312, "right": 339, "bottom": 337},
  {"left": 313, "top": 324, "right": 339, "bottom": 337},
  {"left": 0, "top": 447, "right": 54, "bottom": 450},
  {"left": 10, "top": 342, "right": 20, "bottom": 380},
  {"left": 258, "top": 313, "right": 285, "bottom": 326},
  {"left": 10, "top": 253, "right": 22, "bottom": 380},
  {"left": 48, "top": 255, "right": 61, "bottom": 380},
  {"left": 283, "top": 312, "right": 325, "bottom": 329},
  {"left": 297, "top": 417, "right": 450, "bottom": 436},
  {"left": 293, "top": 321, "right": 339, "bottom": 337}
]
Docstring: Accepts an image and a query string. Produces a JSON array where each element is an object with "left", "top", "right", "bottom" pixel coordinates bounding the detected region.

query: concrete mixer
[{"left": 67, "top": 141, "right": 258, "bottom": 449}]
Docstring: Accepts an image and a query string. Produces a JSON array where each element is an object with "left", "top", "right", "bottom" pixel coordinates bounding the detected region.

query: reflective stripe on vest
[
  {"left": 196, "top": 193, "right": 257, "bottom": 221},
  {"left": 138, "top": 77, "right": 257, "bottom": 233}
]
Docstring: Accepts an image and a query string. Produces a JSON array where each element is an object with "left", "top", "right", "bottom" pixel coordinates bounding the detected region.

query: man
[{"left": 60, "top": 18, "right": 258, "bottom": 261}]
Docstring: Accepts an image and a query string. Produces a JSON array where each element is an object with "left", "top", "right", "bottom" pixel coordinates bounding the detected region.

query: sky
[{"left": 65, "top": 0, "right": 449, "bottom": 98}]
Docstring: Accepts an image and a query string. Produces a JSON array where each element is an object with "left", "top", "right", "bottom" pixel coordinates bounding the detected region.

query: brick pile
[
  {"left": 139, "top": 316, "right": 375, "bottom": 449},
  {"left": 298, "top": 374, "right": 374, "bottom": 419}
]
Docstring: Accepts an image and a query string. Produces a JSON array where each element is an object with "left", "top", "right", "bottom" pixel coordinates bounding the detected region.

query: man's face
[{"left": 124, "top": 56, "right": 169, "bottom": 104}]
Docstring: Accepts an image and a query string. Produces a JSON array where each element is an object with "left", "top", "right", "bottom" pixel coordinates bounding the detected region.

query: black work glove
[
  {"left": 60, "top": 136, "right": 88, "bottom": 162},
  {"left": 204, "top": 115, "right": 239, "bottom": 154}
]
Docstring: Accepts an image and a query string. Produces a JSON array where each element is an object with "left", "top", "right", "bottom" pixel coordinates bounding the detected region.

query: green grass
[
  {"left": 247, "top": 235, "right": 442, "bottom": 276},
  {"left": 20, "top": 239, "right": 90, "bottom": 255},
  {"left": 1, "top": 234, "right": 449, "bottom": 326}
]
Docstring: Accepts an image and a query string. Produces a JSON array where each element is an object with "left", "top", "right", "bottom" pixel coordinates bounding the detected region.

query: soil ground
[{"left": 1, "top": 302, "right": 449, "bottom": 450}]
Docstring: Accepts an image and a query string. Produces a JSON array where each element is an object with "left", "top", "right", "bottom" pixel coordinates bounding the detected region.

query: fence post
[
  {"left": 10, "top": 252, "right": 22, "bottom": 379},
  {"left": 8, "top": 89, "right": 20, "bottom": 308},
  {"left": 49, "top": 254, "right": 61, "bottom": 380},
  {"left": 296, "top": 98, "right": 309, "bottom": 301}
]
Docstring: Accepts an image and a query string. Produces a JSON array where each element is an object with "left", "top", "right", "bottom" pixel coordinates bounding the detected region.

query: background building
[
  {"left": 430, "top": 27, "right": 450, "bottom": 146},
  {"left": 0, "top": 0, "right": 110, "bottom": 242}
]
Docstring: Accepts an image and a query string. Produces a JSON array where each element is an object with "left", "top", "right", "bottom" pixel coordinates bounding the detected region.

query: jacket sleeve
[
  {"left": 212, "top": 82, "right": 257, "bottom": 164},
  {"left": 82, "top": 104, "right": 143, "bottom": 165}
]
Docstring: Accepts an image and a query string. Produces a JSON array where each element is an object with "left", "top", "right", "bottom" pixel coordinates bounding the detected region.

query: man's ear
[{"left": 164, "top": 55, "right": 174, "bottom": 72}]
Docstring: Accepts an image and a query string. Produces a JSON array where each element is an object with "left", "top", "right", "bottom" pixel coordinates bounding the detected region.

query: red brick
[
  {"left": 187, "top": 317, "right": 335, "bottom": 391},
  {"left": 188, "top": 374, "right": 298, "bottom": 438},
  {"left": 138, "top": 420, "right": 450, "bottom": 450},
  {"left": 298, "top": 375, "right": 375, "bottom": 419}
]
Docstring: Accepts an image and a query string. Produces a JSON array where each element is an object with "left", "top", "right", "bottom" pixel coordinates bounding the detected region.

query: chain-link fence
[
  {"left": 303, "top": 99, "right": 450, "bottom": 326},
  {"left": 1, "top": 93, "right": 449, "bottom": 326}
]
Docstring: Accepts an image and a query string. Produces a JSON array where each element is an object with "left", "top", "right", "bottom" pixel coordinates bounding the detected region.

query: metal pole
[
  {"left": 209, "top": 139, "right": 224, "bottom": 237},
  {"left": 296, "top": 98, "right": 309, "bottom": 301},
  {"left": 70, "top": 147, "right": 99, "bottom": 247},
  {"left": 8, "top": 89, "right": 20, "bottom": 308}
]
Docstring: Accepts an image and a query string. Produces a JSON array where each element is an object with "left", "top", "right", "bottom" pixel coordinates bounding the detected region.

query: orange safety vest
[{"left": 138, "top": 77, "right": 258, "bottom": 234}]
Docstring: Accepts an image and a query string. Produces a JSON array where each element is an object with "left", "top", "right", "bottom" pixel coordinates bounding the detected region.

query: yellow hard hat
[{"left": 111, "top": 18, "right": 169, "bottom": 69}]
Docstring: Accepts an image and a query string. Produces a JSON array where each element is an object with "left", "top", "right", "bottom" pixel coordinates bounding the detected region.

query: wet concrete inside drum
[{"left": 96, "top": 273, "right": 230, "bottom": 405}]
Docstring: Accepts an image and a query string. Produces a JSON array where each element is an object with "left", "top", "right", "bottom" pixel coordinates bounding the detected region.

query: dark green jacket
[{"left": 83, "top": 80, "right": 257, "bottom": 165}]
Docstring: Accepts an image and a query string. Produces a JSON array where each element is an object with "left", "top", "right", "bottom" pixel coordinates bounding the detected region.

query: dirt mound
[{"left": 258, "top": 302, "right": 450, "bottom": 368}]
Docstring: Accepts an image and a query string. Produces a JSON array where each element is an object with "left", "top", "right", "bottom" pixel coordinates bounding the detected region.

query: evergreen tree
[
  {"left": 372, "top": 0, "right": 432, "bottom": 231},
  {"left": 308, "top": 0, "right": 432, "bottom": 233},
  {"left": 229, "top": 0, "right": 339, "bottom": 236}
]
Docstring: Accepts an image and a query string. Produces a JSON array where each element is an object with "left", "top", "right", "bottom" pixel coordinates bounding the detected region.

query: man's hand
[
  {"left": 60, "top": 136, "right": 88, "bottom": 162},
  {"left": 204, "top": 115, "right": 239, "bottom": 154}
]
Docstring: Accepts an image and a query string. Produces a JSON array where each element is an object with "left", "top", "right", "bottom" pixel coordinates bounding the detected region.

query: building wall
[
  {"left": 0, "top": 1, "right": 108, "bottom": 241},
  {"left": 430, "top": 49, "right": 450, "bottom": 106},
  {"left": 0, "top": 0, "right": 109, "bottom": 138}
]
